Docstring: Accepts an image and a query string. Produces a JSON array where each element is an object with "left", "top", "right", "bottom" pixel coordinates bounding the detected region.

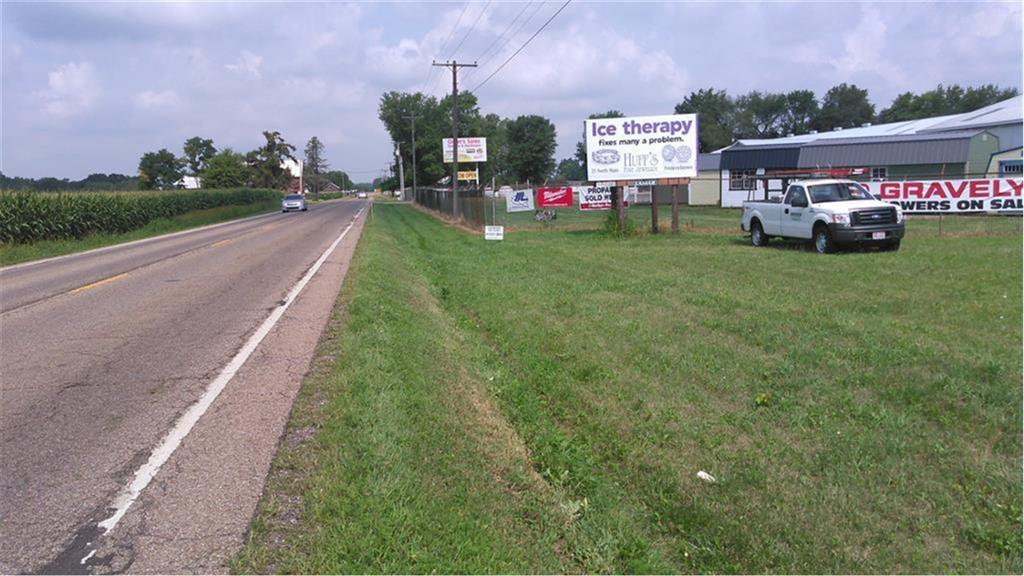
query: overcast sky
[{"left": 3, "top": 1, "right": 1021, "bottom": 181}]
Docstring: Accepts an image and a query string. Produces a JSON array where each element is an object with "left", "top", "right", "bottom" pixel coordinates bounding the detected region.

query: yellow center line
[
  {"left": 69, "top": 272, "right": 129, "bottom": 294},
  {"left": 209, "top": 238, "right": 234, "bottom": 248}
]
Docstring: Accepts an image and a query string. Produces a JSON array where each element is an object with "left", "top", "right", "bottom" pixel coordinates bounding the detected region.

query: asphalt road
[{"left": 0, "top": 199, "right": 369, "bottom": 573}]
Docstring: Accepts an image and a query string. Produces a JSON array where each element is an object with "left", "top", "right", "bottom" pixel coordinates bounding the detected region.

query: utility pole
[
  {"left": 405, "top": 112, "right": 417, "bottom": 202},
  {"left": 395, "top": 143, "right": 405, "bottom": 199},
  {"left": 433, "top": 59, "right": 477, "bottom": 218}
]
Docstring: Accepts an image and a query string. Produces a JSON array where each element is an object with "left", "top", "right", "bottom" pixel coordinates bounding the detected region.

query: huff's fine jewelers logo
[
  {"left": 662, "top": 144, "right": 693, "bottom": 164},
  {"left": 591, "top": 149, "right": 620, "bottom": 165}
]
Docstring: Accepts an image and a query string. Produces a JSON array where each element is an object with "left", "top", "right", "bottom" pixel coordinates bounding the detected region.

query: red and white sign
[
  {"left": 536, "top": 186, "right": 573, "bottom": 208},
  {"left": 863, "top": 178, "right": 1023, "bottom": 213},
  {"left": 577, "top": 185, "right": 612, "bottom": 210}
]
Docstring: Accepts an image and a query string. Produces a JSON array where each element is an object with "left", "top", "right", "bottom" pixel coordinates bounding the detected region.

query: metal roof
[
  {"left": 720, "top": 145, "right": 801, "bottom": 170},
  {"left": 921, "top": 95, "right": 1023, "bottom": 133},
  {"left": 697, "top": 153, "right": 720, "bottom": 171},
  {"left": 797, "top": 131, "right": 983, "bottom": 168}
]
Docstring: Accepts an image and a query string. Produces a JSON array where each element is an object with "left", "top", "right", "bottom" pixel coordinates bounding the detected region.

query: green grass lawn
[
  {"left": 237, "top": 204, "right": 1021, "bottom": 574},
  {"left": 0, "top": 200, "right": 280, "bottom": 267}
]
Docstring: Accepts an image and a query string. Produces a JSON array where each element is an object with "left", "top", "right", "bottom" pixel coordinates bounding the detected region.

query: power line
[
  {"left": 421, "top": 1, "right": 471, "bottom": 94},
  {"left": 470, "top": 1, "right": 531, "bottom": 68},
  {"left": 463, "top": 1, "right": 540, "bottom": 86},
  {"left": 471, "top": 0, "right": 572, "bottom": 93},
  {"left": 449, "top": 0, "right": 492, "bottom": 60}
]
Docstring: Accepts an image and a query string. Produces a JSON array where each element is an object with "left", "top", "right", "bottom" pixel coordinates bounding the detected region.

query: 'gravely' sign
[{"left": 863, "top": 178, "right": 1023, "bottom": 213}]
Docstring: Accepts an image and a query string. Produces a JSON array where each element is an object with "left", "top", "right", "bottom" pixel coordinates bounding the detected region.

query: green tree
[
  {"left": 201, "top": 149, "right": 249, "bottom": 189},
  {"left": 554, "top": 158, "right": 585, "bottom": 182},
  {"left": 575, "top": 110, "right": 625, "bottom": 180},
  {"left": 780, "top": 90, "right": 820, "bottom": 136},
  {"left": 182, "top": 137, "right": 217, "bottom": 179},
  {"left": 507, "top": 114, "right": 556, "bottom": 184},
  {"left": 675, "top": 89, "right": 734, "bottom": 152},
  {"left": 813, "top": 83, "right": 875, "bottom": 132},
  {"left": 246, "top": 131, "right": 296, "bottom": 189},
  {"left": 304, "top": 136, "right": 328, "bottom": 198},
  {"left": 733, "top": 91, "right": 788, "bottom": 139},
  {"left": 878, "top": 84, "right": 1020, "bottom": 124},
  {"left": 138, "top": 149, "right": 183, "bottom": 190},
  {"left": 324, "top": 170, "right": 353, "bottom": 190}
]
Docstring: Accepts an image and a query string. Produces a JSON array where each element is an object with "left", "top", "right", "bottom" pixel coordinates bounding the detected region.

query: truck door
[{"left": 781, "top": 186, "right": 813, "bottom": 239}]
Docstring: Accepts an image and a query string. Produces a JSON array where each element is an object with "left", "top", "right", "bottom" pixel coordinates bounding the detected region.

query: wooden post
[
  {"left": 613, "top": 186, "right": 625, "bottom": 233},
  {"left": 671, "top": 184, "right": 680, "bottom": 234},
  {"left": 651, "top": 184, "right": 659, "bottom": 234}
]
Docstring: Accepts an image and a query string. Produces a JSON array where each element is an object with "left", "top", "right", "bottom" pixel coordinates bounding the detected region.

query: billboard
[
  {"left": 443, "top": 137, "right": 488, "bottom": 163},
  {"left": 862, "top": 178, "right": 1022, "bottom": 213},
  {"left": 585, "top": 114, "right": 698, "bottom": 181},
  {"left": 536, "top": 186, "right": 573, "bottom": 208}
]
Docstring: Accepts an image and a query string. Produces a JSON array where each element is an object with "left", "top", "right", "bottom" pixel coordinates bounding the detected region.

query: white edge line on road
[{"left": 95, "top": 206, "right": 365, "bottom": 534}]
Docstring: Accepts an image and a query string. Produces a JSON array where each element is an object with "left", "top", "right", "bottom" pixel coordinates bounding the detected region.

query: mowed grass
[
  {"left": 0, "top": 200, "right": 280, "bottom": 266},
  {"left": 237, "top": 204, "right": 1021, "bottom": 574}
]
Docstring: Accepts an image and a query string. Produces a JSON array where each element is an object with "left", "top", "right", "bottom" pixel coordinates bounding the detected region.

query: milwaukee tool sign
[
  {"left": 863, "top": 178, "right": 1023, "bottom": 213},
  {"left": 536, "top": 186, "right": 573, "bottom": 208}
]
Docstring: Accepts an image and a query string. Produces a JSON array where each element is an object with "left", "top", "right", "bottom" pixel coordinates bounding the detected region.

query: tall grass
[{"left": 0, "top": 188, "right": 281, "bottom": 244}]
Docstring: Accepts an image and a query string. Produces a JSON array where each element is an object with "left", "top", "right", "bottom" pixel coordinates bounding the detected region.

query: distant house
[{"left": 175, "top": 176, "right": 201, "bottom": 189}]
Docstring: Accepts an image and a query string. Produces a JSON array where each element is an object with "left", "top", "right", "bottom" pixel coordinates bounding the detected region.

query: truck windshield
[{"left": 808, "top": 183, "right": 873, "bottom": 203}]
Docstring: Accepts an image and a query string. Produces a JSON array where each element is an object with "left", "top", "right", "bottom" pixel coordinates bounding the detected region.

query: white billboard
[
  {"left": 585, "top": 114, "right": 698, "bottom": 181},
  {"left": 862, "top": 178, "right": 1023, "bottom": 213},
  {"left": 443, "top": 137, "right": 488, "bottom": 163}
]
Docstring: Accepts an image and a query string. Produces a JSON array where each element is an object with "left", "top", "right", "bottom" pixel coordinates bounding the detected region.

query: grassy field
[
  {"left": 0, "top": 200, "right": 280, "bottom": 267},
  {"left": 237, "top": 205, "right": 1021, "bottom": 574}
]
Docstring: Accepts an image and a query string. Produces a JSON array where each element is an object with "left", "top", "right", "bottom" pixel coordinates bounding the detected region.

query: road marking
[
  {"left": 95, "top": 206, "right": 365, "bottom": 536},
  {"left": 209, "top": 238, "right": 233, "bottom": 248},
  {"left": 69, "top": 273, "right": 128, "bottom": 294}
]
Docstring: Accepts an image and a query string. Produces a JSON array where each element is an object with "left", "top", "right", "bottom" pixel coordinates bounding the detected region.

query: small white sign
[
  {"left": 484, "top": 226, "right": 504, "bottom": 240},
  {"left": 505, "top": 189, "right": 535, "bottom": 212}
]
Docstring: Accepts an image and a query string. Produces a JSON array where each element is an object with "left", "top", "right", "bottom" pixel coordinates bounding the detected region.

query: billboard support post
[
  {"left": 651, "top": 184, "right": 659, "bottom": 234},
  {"left": 672, "top": 184, "right": 680, "bottom": 234}
]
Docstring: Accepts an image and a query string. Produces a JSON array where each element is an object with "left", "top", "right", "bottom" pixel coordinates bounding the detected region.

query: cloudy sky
[{"left": 3, "top": 1, "right": 1021, "bottom": 181}]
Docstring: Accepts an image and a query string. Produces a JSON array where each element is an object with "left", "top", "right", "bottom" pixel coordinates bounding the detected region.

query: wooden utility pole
[
  {"left": 433, "top": 60, "right": 477, "bottom": 218},
  {"left": 405, "top": 112, "right": 417, "bottom": 202},
  {"left": 651, "top": 185, "right": 659, "bottom": 234}
]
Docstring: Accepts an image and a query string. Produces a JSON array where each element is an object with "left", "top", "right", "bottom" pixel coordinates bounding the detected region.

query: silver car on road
[{"left": 281, "top": 194, "right": 307, "bottom": 212}]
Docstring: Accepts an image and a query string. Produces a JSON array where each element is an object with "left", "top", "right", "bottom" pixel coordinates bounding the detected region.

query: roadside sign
[
  {"left": 458, "top": 169, "right": 479, "bottom": 182},
  {"left": 577, "top": 185, "right": 612, "bottom": 210},
  {"left": 585, "top": 113, "right": 698, "bottom": 181},
  {"left": 484, "top": 225, "right": 504, "bottom": 240},
  {"left": 536, "top": 186, "right": 573, "bottom": 208},
  {"left": 443, "top": 137, "right": 488, "bottom": 163},
  {"left": 506, "top": 189, "right": 535, "bottom": 212}
]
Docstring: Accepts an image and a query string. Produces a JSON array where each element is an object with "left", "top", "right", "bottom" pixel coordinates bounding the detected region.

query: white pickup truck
[{"left": 740, "top": 179, "right": 905, "bottom": 253}]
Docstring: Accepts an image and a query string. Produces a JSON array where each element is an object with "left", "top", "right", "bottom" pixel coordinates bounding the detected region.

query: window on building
[
  {"left": 730, "top": 169, "right": 756, "bottom": 190},
  {"left": 870, "top": 167, "right": 888, "bottom": 180},
  {"left": 999, "top": 160, "right": 1022, "bottom": 176}
]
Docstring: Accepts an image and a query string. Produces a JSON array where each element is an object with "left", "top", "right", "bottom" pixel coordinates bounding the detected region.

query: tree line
[
  {"left": 674, "top": 83, "right": 1019, "bottom": 153},
  {"left": 136, "top": 133, "right": 354, "bottom": 194},
  {"left": 378, "top": 91, "right": 557, "bottom": 189},
  {"left": 0, "top": 172, "right": 139, "bottom": 192}
]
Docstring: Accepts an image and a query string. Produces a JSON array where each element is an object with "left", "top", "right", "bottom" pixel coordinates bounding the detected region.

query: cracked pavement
[{"left": 0, "top": 199, "right": 368, "bottom": 574}]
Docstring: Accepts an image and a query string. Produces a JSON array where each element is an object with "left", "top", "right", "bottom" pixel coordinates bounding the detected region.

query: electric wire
[
  {"left": 463, "top": 1, "right": 543, "bottom": 86},
  {"left": 421, "top": 1, "right": 471, "bottom": 95},
  {"left": 449, "top": 0, "right": 492, "bottom": 60},
  {"left": 466, "top": 1, "right": 532, "bottom": 74},
  {"left": 471, "top": 0, "right": 572, "bottom": 93}
]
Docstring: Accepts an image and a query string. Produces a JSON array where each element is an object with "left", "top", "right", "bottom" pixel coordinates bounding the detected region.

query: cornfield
[{"left": 0, "top": 188, "right": 281, "bottom": 244}]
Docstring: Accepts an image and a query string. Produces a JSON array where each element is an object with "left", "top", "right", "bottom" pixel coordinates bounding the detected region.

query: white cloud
[
  {"left": 831, "top": 6, "right": 905, "bottom": 84},
  {"left": 134, "top": 90, "right": 180, "bottom": 109},
  {"left": 225, "top": 50, "right": 263, "bottom": 78},
  {"left": 39, "top": 61, "right": 100, "bottom": 119}
]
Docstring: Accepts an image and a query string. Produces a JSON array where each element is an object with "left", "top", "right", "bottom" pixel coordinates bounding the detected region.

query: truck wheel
[
  {"left": 750, "top": 221, "right": 769, "bottom": 247},
  {"left": 813, "top": 225, "right": 835, "bottom": 254}
]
